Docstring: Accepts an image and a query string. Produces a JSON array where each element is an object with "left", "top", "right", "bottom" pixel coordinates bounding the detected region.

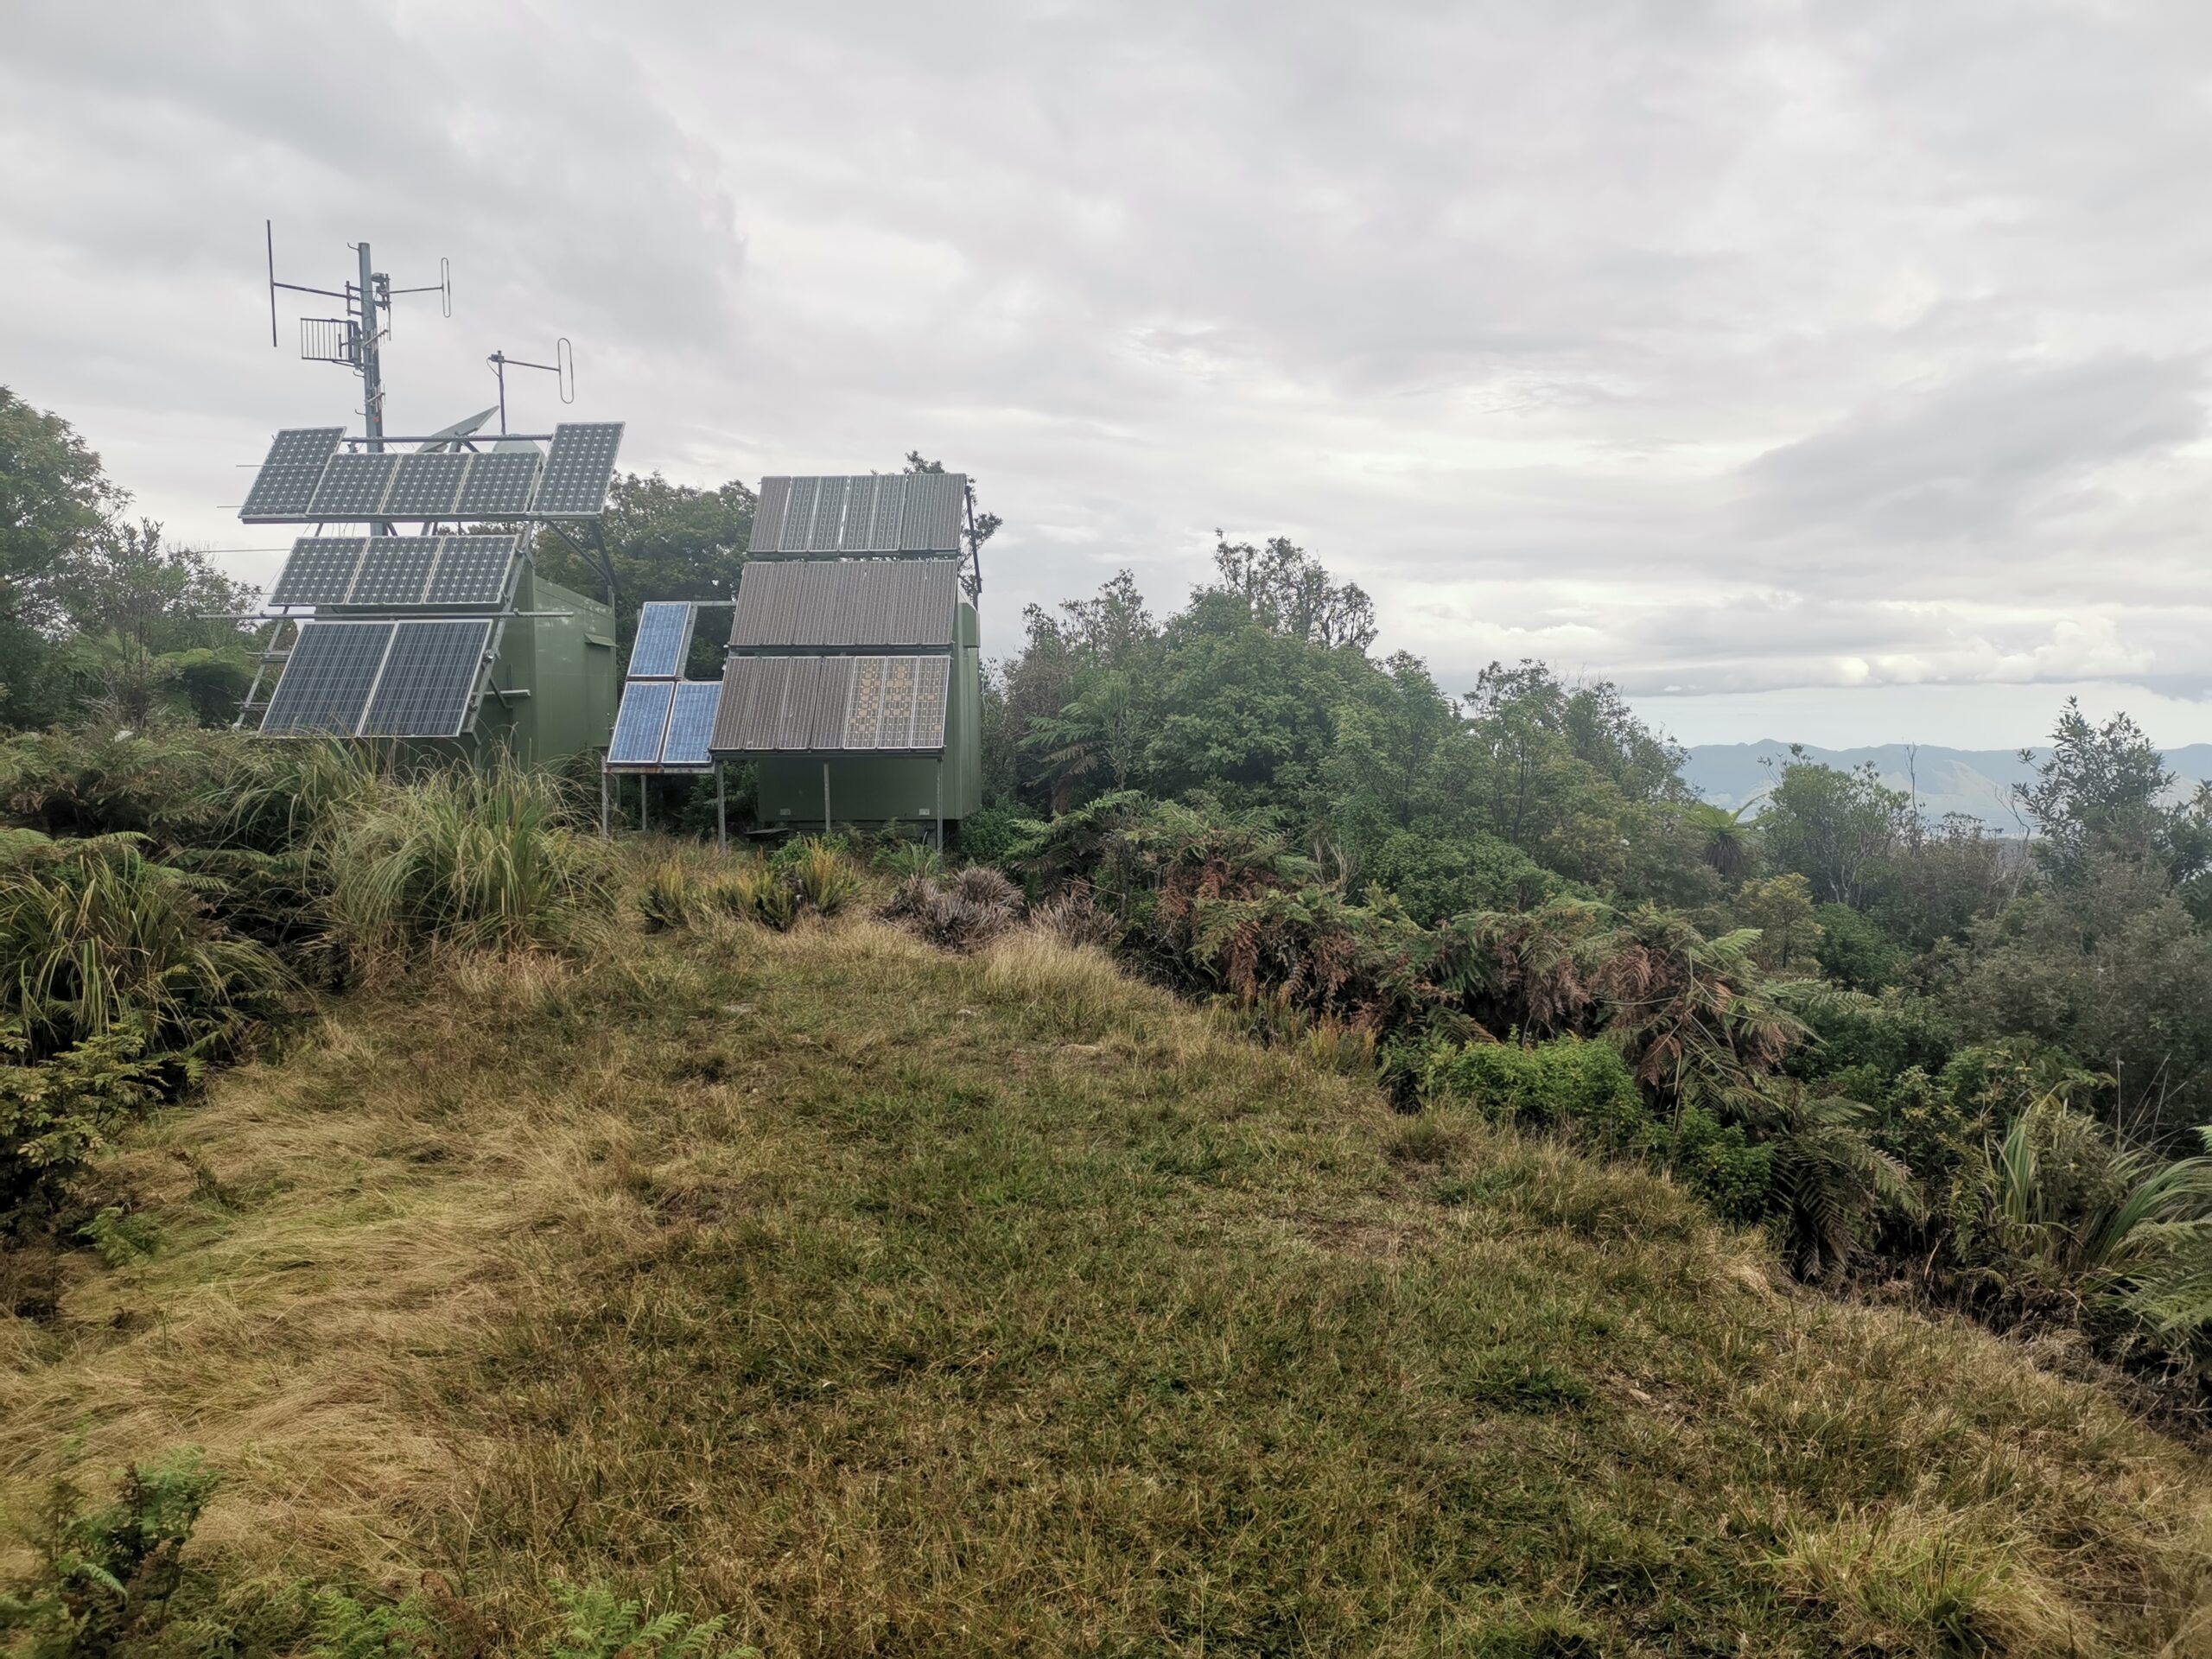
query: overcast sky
[{"left": 6, "top": 0, "right": 2211, "bottom": 749}]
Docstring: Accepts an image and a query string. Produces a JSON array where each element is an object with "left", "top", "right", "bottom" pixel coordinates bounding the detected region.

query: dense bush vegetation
[{"left": 972, "top": 549, "right": 2212, "bottom": 1396}]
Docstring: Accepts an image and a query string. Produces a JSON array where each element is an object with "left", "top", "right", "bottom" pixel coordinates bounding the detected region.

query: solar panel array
[
  {"left": 606, "top": 677, "right": 721, "bottom": 772},
  {"left": 238, "top": 428, "right": 624, "bottom": 524},
  {"left": 747, "top": 473, "right": 968, "bottom": 556},
  {"left": 266, "top": 534, "right": 521, "bottom": 608},
  {"left": 257, "top": 619, "right": 492, "bottom": 739},
  {"left": 710, "top": 654, "right": 950, "bottom": 753},
  {"left": 728, "top": 557, "right": 959, "bottom": 649},
  {"left": 627, "top": 601, "right": 695, "bottom": 678}
]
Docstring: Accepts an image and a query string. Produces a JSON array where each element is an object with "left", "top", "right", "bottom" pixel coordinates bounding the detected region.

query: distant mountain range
[{"left": 1681, "top": 741, "right": 2212, "bottom": 828}]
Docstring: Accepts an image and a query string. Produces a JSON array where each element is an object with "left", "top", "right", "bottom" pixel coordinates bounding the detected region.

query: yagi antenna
[
  {"left": 486, "top": 338, "right": 575, "bottom": 435},
  {"left": 264, "top": 219, "right": 451, "bottom": 450}
]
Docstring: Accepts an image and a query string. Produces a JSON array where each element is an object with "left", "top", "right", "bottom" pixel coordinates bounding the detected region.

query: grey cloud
[{"left": 6, "top": 0, "right": 2212, "bottom": 741}]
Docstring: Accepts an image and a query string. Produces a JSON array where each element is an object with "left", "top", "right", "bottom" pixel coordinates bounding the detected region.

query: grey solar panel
[
  {"left": 385, "top": 453, "right": 470, "bottom": 518},
  {"left": 259, "top": 621, "right": 392, "bottom": 736},
  {"left": 837, "top": 475, "right": 880, "bottom": 552},
  {"left": 807, "top": 476, "right": 849, "bottom": 552},
  {"left": 627, "top": 601, "right": 693, "bottom": 677},
  {"left": 359, "top": 620, "right": 492, "bottom": 737},
  {"left": 424, "top": 534, "right": 518, "bottom": 606},
  {"left": 308, "top": 453, "right": 400, "bottom": 519},
  {"left": 660, "top": 681, "right": 721, "bottom": 770},
  {"left": 911, "top": 654, "right": 950, "bottom": 748},
  {"left": 867, "top": 474, "right": 907, "bottom": 550},
  {"left": 779, "top": 477, "right": 821, "bottom": 554},
  {"left": 241, "top": 463, "right": 328, "bottom": 522},
  {"left": 899, "top": 472, "right": 963, "bottom": 551},
  {"left": 728, "top": 558, "right": 958, "bottom": 648},
  {"left": 607, "top": 679, "right": 675, "bottom": 766},
  {"left": 269, "top": 537, "right": 368, "bottom": 606},
  {"left": 749, "top": 475, "right": 791, "bottom": 554},
  {"left": 537, "top": 423, "right": 624, "bottom": 517},
  {"left": 345, "top": 537, "right": 441, "bottom": 606},
  {"left": 456, "top": 452, "right": 539, "bottom": 517}
]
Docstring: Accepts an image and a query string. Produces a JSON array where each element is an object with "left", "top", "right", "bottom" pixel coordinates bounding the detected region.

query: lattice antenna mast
[{"left": 266, "top": 221, "right": 451, "bottom": 456}]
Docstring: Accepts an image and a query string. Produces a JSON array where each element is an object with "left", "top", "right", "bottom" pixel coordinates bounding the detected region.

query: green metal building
[{"left": 710, "top": 472, "right": 985, "bottom": 837}]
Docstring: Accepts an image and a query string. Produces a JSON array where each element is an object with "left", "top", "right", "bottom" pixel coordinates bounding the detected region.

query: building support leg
[
  {"left": 823, "top": 761, "right": 831, "bottom": 836},
  {"left": 935, "top": 759, "right": 944, "bottom": 853},
  {"left": 715, "top": 762, "right": 728, "bottom": 853},
  {"left": 600, "top": 771, "right": 609, "bottom": 838}
]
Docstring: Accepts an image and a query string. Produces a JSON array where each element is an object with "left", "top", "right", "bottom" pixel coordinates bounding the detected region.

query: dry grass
[{"left": 3, "top": 861, "right": 2210, "bottom": 1655}]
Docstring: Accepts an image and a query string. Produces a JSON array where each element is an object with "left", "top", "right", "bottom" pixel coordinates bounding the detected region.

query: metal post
[
  {"left": 935, "top": 759, "right": 944, "bottom": 851},
  {"left": 822, "top": 762, "right": 831, "bottom": 835},
  {"left": 600, "top": 771, "right": 609, "bottom": 838},
  {"left": 358, "top": 242, "right": 383, "bottom": 451},
  {"left": 715, "top": 762, "right": 728, "bottom": 852}
]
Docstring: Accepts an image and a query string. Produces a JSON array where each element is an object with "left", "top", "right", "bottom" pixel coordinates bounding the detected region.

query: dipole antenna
[{"left": 486, "top": 339, "right": 575, "bottom": 435}]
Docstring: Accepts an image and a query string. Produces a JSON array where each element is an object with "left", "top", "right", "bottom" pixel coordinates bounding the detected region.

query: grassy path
[{"left": 5, "top": 907, "right": 2209, "bottom": 1655}]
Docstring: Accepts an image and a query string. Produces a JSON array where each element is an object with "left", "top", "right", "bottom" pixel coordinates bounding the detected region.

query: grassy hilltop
[{"left": 5, "top": 847, "right": 2209, "bottom": 1657}]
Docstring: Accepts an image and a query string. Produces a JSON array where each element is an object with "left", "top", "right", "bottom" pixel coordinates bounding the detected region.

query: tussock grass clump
[
  {"left": 312, "top": 763, "right": 610, "bottom": 967},
  {"left": 0, "top": 830, "right": 289, "bottom": 1058},
  {"left": 881, "top": 864, "right": 1025, "bottom": 950}
]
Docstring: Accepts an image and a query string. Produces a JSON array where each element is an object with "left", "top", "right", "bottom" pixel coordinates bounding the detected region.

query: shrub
[
  {"left": 955, "top": 802, "right": 1046, "bottom": 870},
  {"left": 0, "top": 830, "right": 289, "bottom": 1058},
  {"left": 784, "top": 837, "right": 861, "bottom": 916},
  {"left": 0, "top": 1449, "right": 222, "bottom": 1658},
  {"left": 0, "top": 1031, "right": 168, "bottom": 1241},
  {"left": 637, "top": 861, "right": 695, "bottom": 931},
  {"left": 1358, "top": 828, "right": 1559, "bottom": 925},
  {"left": 874, "top": 839, "right": 943, "bottom": 880},
  {"left": 314, "top": 763, "right": 612, "bottom": 963},
  {"left": 881, "top": 866, "right": 1025, "bottom": 951},
  {"left": 1422, "top": 1036, "right": 1772, "bottom": 1224},
  {"left": 704, "top": 861, "right": 798, "bottom": 931}
]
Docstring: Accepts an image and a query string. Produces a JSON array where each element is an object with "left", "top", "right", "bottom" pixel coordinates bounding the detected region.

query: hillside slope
[
  {"left": 4, "top": 904, "right": 2210, "bottom": 1656},
  {"left": 1682, "top": 740, "right": 2212, "bottom": 824}
]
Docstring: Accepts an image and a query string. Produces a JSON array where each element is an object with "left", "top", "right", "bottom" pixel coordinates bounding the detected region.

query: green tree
[
  {"left": 1205, "top": 533, "right": 1376, "bottom": 651},
  {"left": 1757, "top": 753, "right": 1912, "bottom": 909},
  {"left": 532, "top": 473, "right": 755, "bottom": 678},
  {"left": 54, "top": 518, "right": 259, "bottom": 725},
  {"left": 2016, "top": 699, "right": 2212, "bottom": 899},
  {"left": 0, "top": 389, "right": 127, "bottom": 727}
]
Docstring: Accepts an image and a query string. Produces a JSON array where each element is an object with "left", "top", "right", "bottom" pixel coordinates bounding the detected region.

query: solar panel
[
  {"left": 259, "top": 620, "right": 392, "bottom": 735},
  {"left": 537, "top": 423, "right": 624, "bottom": 516},
  {"left": 344, "top": 537, "right": 440, "bottom": 607},
  {"left": 779, "top": 477, "right": 821, "bottom": 554},
  {"left": 749, "top": 476, "right": 791, "bottom": 553},
  {"left": 660, "top": 681, "right": 721, "bottom": 770},
  {"left": 385, "top": 453, "right": 471, "bottom": 518},
  {"left": 308, "top": 453, "right": 400, "bottom": 518},
  {"left": 867, "top": 474, "right": 907, "bottom": 550},
  {"left": 808, "top": 476, "right": 850, "bottom": 552},
  {"left": 424, "top": 534, "right": 518, "bottom": 606},
  {"left": 241, "top": 463, "right": 327, "bottom": 522},
  {"left": 729, "top": 558, "right": 958, "bottom": 649},
  {"left": 900, "top": 472, "right": 963, "bottom": 551},
  {"left": 607, "top": 678, "right": 675, "bottom": 766},
  {"left": 456, "top": 451, "right": 539, "bottom": 517},
  {"left": 269, "top": 537, "right": 367, "bottom": 606},
  {"left": 627, "top": 601, "right": 693, "bottom": 677},
  {"left": 359, "top": 620, "right": 492, "bottom": 737},
  {"left": 742, "top": 474, "right": 968, "bottom": 555},
  {"left": 911, "top": 654, "right": 950, "bottom": 748},
  {"left": 265, "top": 427, "right": 346, "bottom": 467}
]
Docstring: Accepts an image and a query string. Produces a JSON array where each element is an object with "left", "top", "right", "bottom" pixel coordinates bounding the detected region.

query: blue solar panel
[
  {"left": 627, "top": 602, "right": 693, "bottom": 678},
  {"left": 659, "top": 682, "right": 722, "bottom": 770},
  {"left": 607, "top": 679, "right": 675, "bottom": 766}
]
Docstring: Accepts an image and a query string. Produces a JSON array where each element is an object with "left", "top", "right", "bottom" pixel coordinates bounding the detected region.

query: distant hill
[{"left": 1681, "top": 741, "right": 2212, "bottom": 827}]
